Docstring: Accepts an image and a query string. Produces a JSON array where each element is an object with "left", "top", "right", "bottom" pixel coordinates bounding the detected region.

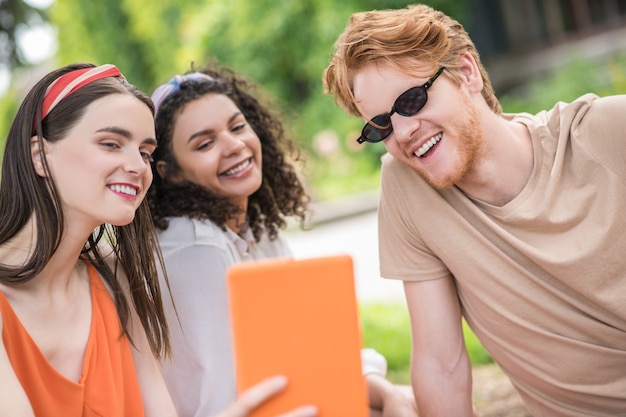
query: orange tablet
[{"left": 227, "top": 255, "right": 369, "bottom": 417}]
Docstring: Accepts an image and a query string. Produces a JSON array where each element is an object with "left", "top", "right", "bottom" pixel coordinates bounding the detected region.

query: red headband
[{"left": 40, "top": 64, "right": 124, "bottom": 121}]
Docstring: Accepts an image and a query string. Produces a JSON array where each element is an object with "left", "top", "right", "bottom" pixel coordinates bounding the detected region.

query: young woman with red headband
[{"left": 0, "top": 62, "right": 317, "bottom": 417}]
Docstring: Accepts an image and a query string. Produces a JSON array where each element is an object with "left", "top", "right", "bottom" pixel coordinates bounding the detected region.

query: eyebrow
[
  {"left": 187, "top": 112, "right": 242, "bottom": 143},
  {"left": 96, "top": 126, "right": 157, "bottom": 146}
]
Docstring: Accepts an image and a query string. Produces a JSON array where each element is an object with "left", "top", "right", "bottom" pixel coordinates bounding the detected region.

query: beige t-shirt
[{"left": 379, "top": 94, "right": 626, "bottom": 416}]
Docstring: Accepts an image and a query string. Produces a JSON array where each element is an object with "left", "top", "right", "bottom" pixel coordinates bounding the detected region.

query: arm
[
  {"left": 404, "top": 276, "right": 474, "bottom": 417},
  {"left": 127, "top": 308, "right": 178, "bottom": 417},
  {"left": 101, "top": 248, "right": 178, "bottom": 417},
  {"left": 159, "top": 243, "right": 239, "bottom": 416},
  {"left": 0, "top": 313, "right": 36, "bottom": 417}
]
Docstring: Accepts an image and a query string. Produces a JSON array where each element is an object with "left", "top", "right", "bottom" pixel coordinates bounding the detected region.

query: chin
[{"left": 108, "top": 213, "right": 137, "bottom": 227}]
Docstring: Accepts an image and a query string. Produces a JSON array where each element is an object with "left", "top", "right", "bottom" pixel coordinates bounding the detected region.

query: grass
[{"left": 359, "top": 301, "right": 492, "bottom": 384}]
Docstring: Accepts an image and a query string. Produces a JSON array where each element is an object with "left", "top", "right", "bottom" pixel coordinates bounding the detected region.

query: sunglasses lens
[
  {"left": 361, "top": 114, "right": 392, "bottom": 143},
  {"left": 395, "top": 87, "right": 428, "bottom": 116},
  {"left": 357, "top": 68, "right": 443, "bottom": 144}
]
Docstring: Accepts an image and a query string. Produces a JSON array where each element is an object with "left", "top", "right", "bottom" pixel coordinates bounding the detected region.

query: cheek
[
  {"left": 247, "top": 133, "right": 262, "bottom": 153},
  {"left": 255, "top": 144, "right": 263, "bottom": 167},
  {"left": 179, "top": 156, "right": 220, "bottom": 184},
  {"left": 144, "top": 169, "right": 154, "bottom": 186},
  {"left": 383, "top": 139, "right": 403, "bottom": 159}
]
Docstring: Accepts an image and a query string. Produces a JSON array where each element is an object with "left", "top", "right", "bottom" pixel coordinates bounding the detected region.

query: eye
[
  {"left": 140, "top": 151, "right": 154, "bottom": 163},
  {"left": 232, "top": 122, "right": 247, "bottom": 133},
  {"left": 140, "top": 142, "right": 157, "bottom": 163},
  {"left": 196, "top": 138, "right": 215, "bottom": 151},
  {"left": 100, "top": 141, "right": 121, "bottom": 150}
]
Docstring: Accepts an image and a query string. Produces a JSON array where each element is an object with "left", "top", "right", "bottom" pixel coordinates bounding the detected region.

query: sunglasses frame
[{"left": 356, "top": 67, "right": 445, "bottom": 144}]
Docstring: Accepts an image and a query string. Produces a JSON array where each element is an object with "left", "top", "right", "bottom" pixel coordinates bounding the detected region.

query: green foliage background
[
  {"left": 0, "top": 0, "right": 464, "bottom": 200},
  {"left": 499, "top": 53, "right": 626, "bottom": 113},
  {"left": 2, "top": 1, "right": 625, "bottom": 199}
]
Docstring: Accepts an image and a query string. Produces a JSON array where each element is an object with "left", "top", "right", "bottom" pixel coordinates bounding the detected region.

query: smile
[
  {"left": 107, "top": 184, "right": 138, "bottom": 196},
  {"left": 221, "top": 158, "right": 251, "bottom": 176},
  {"left": 415, "top": 133, "right": 442, "bottom": 157}
]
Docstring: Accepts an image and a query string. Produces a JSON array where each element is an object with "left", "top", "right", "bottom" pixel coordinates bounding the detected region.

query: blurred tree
[
  {"left": 183, "top": 0, "right": 463, "bottom": 108},
  {"left": 5, "top": 0, "right": 624, "bottom": 199},
  {"left": 175, "top": 0, "right": 465, "bottom": 198},
  {"left": 47, "top": 0, "right": 465, "bottom": 199},
  {"left": 53, "top": 0, "right": 155, "bottom": 92},
  {"left": 0, "top": 0, "right": 49, "bottom": 68}
]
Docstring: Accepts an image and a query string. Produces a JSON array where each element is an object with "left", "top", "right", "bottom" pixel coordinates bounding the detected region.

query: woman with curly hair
[{"left": 147, "top": 64, "right": 416, "bottom": 417}]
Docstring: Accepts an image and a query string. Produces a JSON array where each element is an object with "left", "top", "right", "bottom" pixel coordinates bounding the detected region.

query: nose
[
  {"left": 222, "top": 133, "right": 245, "bottom": 156},
  {"left": 123, "top": 147, "right": 149, "bottom": 176},
  {"left": 390, "top": 113, "right": 420, "bottom": 144}
]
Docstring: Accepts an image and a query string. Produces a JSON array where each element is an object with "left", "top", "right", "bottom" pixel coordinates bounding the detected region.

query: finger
[
  {"left": 230, "top": 376, "right": 288, "bottom": 415},
  {"left": 276, "top": 405, "right": 318, "bottom": 417}
]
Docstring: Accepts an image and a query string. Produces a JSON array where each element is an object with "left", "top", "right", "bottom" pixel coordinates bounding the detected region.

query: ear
[
  {"left": 457, "top": 51, "right": 484, "bottom": 94},
  {"left": 155, "top": 160, "right": 169, "bottom": 180},
  {"left": 156, "top": 159, "right": 184, "bottom": 183},
  {"left": 30, "top": 135, "right": 49, "bottom": 177}
]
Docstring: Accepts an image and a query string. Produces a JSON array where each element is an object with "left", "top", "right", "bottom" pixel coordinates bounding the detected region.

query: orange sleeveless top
[{"left": 0, "top": 263, "right": 145, "bottom": 417}]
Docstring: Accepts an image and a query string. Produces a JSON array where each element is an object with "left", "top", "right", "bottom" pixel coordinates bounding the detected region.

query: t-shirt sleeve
[
  {"left": 378, "top": 155, "right": 450, "bottom": 282},
  {"left": 571, "top": 94, "right": 626, "bottom": 181}
]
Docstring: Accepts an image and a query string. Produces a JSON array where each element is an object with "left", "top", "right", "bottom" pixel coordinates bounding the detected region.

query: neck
[
  {"left": 226, "top": 213, "right": 247, "bottom": 235},
  {"left": 225, "top": 198, "right": 248, "bottom": 234},
  {"left": 0, "top": 216, "right": 93, "bottom": 292},
  {"left": 457, "top": 116, "right": 533, "bottom": 206},
  {"left": 0, "top": 216, "right": 38, "bottom": 268}
]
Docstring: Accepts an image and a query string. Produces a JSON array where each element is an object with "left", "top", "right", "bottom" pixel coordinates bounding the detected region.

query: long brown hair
[{"left": 0, "top": 62, "right": 170, "bottom": 359}]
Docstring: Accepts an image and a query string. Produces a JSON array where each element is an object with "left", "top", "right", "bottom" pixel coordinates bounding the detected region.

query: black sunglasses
[{"left": 357, "top": 67, "right": 445, "bottom": 144}]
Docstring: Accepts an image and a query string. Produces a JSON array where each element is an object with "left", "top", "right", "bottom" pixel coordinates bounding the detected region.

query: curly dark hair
[{"left": 148, "top": 63, "right": 310, "bottom": 241}]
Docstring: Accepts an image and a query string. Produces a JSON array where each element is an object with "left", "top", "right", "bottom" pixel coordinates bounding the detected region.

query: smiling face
[
  {"left": 42, "top": 93, "right": 156, "bottom": 229},
  {"left": 353, "top": 62, "right": 484, "bottom": 189},
  {"left": 165, "top": 93, "right": 263, "bottom": 207}
]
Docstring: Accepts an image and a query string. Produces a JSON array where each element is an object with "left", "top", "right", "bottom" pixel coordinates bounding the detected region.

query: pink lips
[
  {"left": 107, "top": 183, "right": 140, "bottom": 200},
  {"left": 220, "top": 158, "right": 253, "bottom": 178},
  {"left": 413, "top": 132, "right": 443, "bottom": 158}
]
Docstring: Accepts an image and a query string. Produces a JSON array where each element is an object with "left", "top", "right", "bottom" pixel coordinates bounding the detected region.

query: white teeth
[
  {"left": 108, "top": 184, "right": 137, "bottom": 196},
  {"left": 415, "top": 133, "right": 443, "bottom": 157},
  {"left": 223, "top": 159, "right": 251, "bottom": 176}
]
